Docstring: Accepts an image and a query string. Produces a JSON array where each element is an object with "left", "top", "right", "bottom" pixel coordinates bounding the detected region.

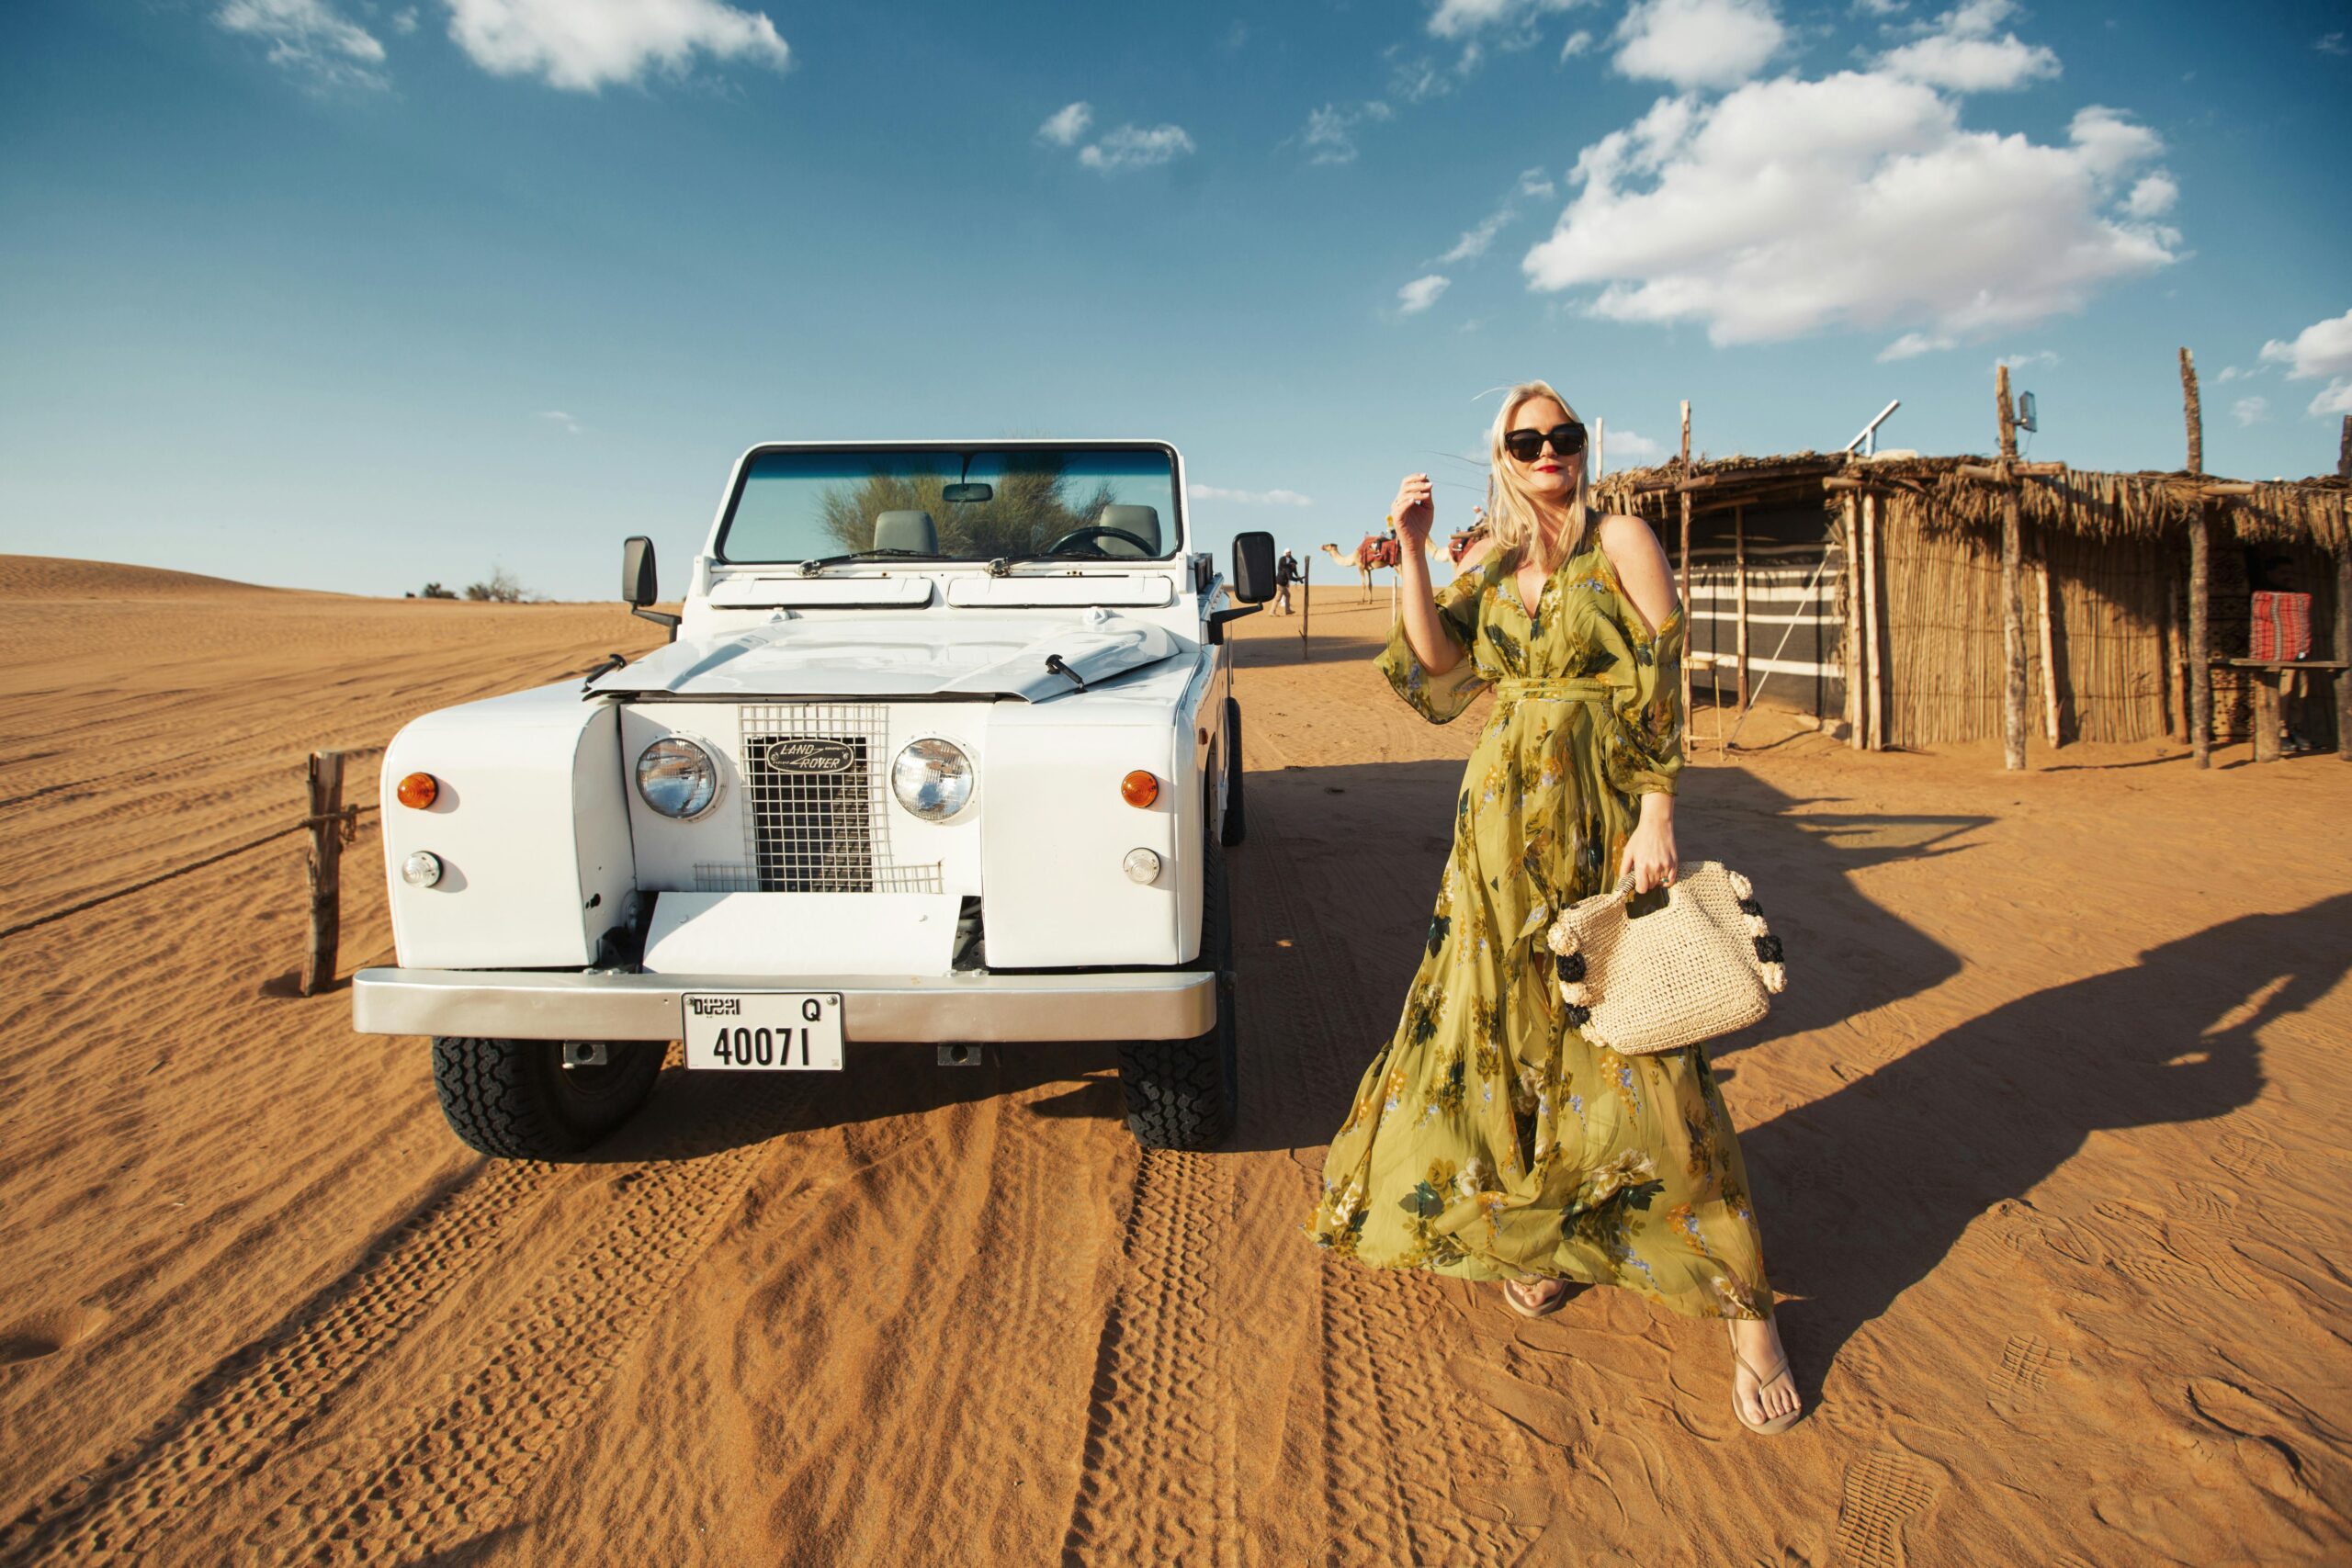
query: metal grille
[{"left": 702, "top": 703, "right": 943, "bottom": 894}]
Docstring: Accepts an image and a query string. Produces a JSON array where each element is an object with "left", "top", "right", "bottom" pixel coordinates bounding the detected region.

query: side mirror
[
  {"left": 1230, "top": 531, "right": 1276, "bottom": 604},
  {"left": 620, "top": 536, "right": 682, "bottom": 642},
  {"left": 622, "top": 536, "right": 658, "bottom": 606}
]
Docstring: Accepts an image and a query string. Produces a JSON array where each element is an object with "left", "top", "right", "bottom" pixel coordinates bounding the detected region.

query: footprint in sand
[
  {"left": 1831, "top": 1450, "right": 1940, "bottom": 1568},
  {"left": 0, "top": 1306, "right": 105, "bottom": 1368},
  {"left": 2213, "top": 1131, "right": 2285, "bottom": 1184},
  {"left": 1985, "top": 1333, "right": 2069, "bottom": 1404}
]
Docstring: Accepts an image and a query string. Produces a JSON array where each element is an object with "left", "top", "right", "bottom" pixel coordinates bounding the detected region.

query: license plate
[{"left": 682, "top": 993, "right": 843, "bottom": 1071}]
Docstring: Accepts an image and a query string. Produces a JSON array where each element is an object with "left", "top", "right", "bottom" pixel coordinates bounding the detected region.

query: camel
[{"left": 1321, "top": 531, "right": 1443, "bottom": 604}]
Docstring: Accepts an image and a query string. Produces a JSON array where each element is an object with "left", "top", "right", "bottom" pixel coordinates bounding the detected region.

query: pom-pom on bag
[{"left": 1544, "top": 861, "right": 1787, "bottom": 1055}]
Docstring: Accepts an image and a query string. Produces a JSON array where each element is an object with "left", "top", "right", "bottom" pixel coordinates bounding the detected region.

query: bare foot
[
  {"left": 1728, "top": 1316, "right": 1802, "bottom": 1428},
  {"left": 1502, "top": 1277, "right": 1572, "bottom": 1317}
]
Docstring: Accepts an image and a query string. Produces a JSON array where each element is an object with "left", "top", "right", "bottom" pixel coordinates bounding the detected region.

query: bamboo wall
[{"left": 1873, "top": 505, "right": 2173, "bottom": 746}]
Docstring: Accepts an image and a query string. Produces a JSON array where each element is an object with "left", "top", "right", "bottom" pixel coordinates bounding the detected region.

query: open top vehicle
[{"left": 353, "top": 440, "right": 1274, "bottom": 1157}]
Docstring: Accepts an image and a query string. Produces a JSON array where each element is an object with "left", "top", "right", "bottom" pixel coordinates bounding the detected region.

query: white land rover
[{"left": 352, "top": 441, "right": 1274, "bottom": 1158}]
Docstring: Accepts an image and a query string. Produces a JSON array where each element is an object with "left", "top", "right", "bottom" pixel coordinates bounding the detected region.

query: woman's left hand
[{"left": 1620, "top": 811, "right": 1679, "bottom": 893}]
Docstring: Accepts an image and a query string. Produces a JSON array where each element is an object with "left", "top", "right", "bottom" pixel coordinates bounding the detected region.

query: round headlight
[
  {"left": 401, "top": 851, "right": 444, "bottom": 888},
  {"left": 891, "top": 738, "right": 974, "bottom": 821},
  {"left": 636, "top": 738, "right": 720, "bottom": 819}
]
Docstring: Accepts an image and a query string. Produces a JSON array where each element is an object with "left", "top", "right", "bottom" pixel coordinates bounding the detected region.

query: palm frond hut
[{"left": 1594, "top": 452, "right": 2352, "bottom": 755}]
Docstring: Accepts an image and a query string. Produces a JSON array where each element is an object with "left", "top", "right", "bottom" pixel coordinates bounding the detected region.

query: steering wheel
[{"left": 1042, "top": 525, "right": 1156, "bottom": 558}]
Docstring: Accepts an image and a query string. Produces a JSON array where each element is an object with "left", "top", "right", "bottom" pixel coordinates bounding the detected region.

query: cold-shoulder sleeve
[
  {"left": 1602, "top": 601, "right": 1686, "bottom": 795},
  {"left": 1375, "top": 559, "right": 1491, "bottom": 724}
]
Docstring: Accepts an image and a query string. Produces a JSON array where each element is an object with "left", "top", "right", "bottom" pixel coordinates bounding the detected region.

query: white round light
[
  {"left": 637, "top": 738, "right": 720, "bottom": 819},
  {"left": 1123, "top": 848, "right": 1162, "bottom": 885},
  {"left": 891, "top": 738, "right": 974, "bottom": 821},
  {"left": 401, "top": 851, "right": 444, "bottom": 888}
]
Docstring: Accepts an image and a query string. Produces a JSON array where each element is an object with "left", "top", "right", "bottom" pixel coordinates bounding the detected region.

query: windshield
[{"left": 715, "top": 446, "right": 1183, "bottom": 564}]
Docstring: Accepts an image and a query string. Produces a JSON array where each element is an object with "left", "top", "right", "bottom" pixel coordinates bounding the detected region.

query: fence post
[
  {"left": 301, "top": 750, "right": 346, "bottom": 997},
  {"left": 2182, "top": 349, "right": 2211, "bottom": 770}
]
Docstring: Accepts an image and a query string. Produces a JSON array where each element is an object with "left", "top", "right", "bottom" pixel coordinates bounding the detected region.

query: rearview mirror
[
  {"left": 622, "top": 536, "right": 657, "bottom": 606},
  {"left": 1230, "top": 532, "right": 1276, "bottom": 604},
  {"left": 942, "top": 482, "right": 994, "bottom": 503}
]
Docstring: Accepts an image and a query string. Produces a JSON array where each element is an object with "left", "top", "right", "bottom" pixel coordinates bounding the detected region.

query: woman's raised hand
[{"left": 1390, "top": 474, "right": 1435, "bottom": 549}]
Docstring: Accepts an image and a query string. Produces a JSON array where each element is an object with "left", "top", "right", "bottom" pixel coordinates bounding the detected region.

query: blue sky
[{"left": 2, "top": 0, "right": 2347, "bottom": 599}]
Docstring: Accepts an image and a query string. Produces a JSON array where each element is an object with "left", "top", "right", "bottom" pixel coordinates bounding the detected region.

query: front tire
[
  {"left": 430, "top": 1037, "right": 663, "bottom": 1159},
  {"left": 1119, "top": 840, "right": 1237, "bottom": 1150}
]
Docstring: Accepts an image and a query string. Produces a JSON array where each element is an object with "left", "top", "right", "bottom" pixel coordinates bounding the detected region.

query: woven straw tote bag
[{"left": 1542, "top": 861, "right": 1787, "bottom": 1055}]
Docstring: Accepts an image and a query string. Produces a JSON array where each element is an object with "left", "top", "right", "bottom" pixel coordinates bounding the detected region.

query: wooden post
[
  {"left": 1300, "top": 557, "right": 1310, "bottom": 662},
  {"left": 1843, "top": 495, "right": 1863, "bottom": 749},
  {"left": 2035, "top": 547, "right": 2060, "bottom": 744},
  {"left": 301, "top": 750, "right": 346, "bottom": 997},
  {"left": 2183, "top": 348, "right": 2211, "bottom": 769},
  {"left": 1861, "top": 492, "right": 1883, "bottom": 750},
  {"left": 1733, "top": 502, "right": 1751, "bottom": 712},
  {"left": 2253, "top": 675, "right": 2282, "bottom": 763},
  {"left": 1997, "top": 365, "right": 2028, "bottom": 772},
  {"left": 2162, "top": 566, "right": 2184, "bottom": 741},
  {"left": 1679, "top": 400, "right": 1694, "bottom": 734},
  {"left": 2337, "top": 415, "right": 2350, "bottom": 761}
]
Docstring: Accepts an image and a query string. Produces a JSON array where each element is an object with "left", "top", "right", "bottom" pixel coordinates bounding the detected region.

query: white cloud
[
  {"left": 2259, "top": 308, "right": 2352, "bottom": 380},
  {"left": 1877, "top": 0, "right": 2057, "bottom": 92},
  {"left": 1189, "top": 484, "right": 1315, "bottom": 506},
  {"left": 1078, "top": 123, "right": 1195, "bottom": 172},
  {"left": 1440, "top": 209, "right": 1515, "bottom": 264},
  {"left": 1397, "top": 275, "right": 1452, "bottom": 314},
  {"left": 2122, "top": 171, "right": 2177, "bottom": 218},
  {"left": 1301, "top": 101, "right": 1392, "bottom": 164},
  {"left": 2232, "top": 396, "right": 2268, "bottom": 427},
  {"left": 444, "top": 0, "right": 788, "bottom": 92},
  {"left": 2212, "top": 364, "right": 2256, "bottom": 383},
  {"left": 1852, "top": 0, "right": 1908, "bottom": 14},
  {"left": 1037, "top": 102, "right": 1092, "bottom": 147},
  {"left": 2317, "top": 31, "right": 2347, "bottom": 56},
  {"left": 1429, "top": 0, "right": 1587, "bottom": 40},
  {"left": 1613, "top": 0, "right": 1785, "bottom": 91},
  {"left": 1996, "top": 349, "right": 2059, "bottom": 370},
  {"left": 2260, "top": 309, "right": 2352, "bottom": 418},
  {"left": 1559, "top": 28, "right": 1593, "bottom": 61},
  {"left": 215, "top": 0, "right": 388, "bottom": 91},
  {"left": 1878, "top": 331, "right": 1954, "bottom": 360},
  {"left": 1517, "top": 165, "right": 1556, "bottom": 198},
  {"left": 1521, "top": 73, "right": 2179, "bottom": 346},
  {"left": 537, "top": 410, "right": 582, "bottom": 435},
  {"left": 1606, "top": 428, "right": 1666, "bottom": 460},
  {"left": 390, "top": 6, "right": 419, "bottom": 35}
]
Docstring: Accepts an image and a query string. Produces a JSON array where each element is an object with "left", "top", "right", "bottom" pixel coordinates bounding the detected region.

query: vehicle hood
[{"left": 586, "top": 609, "right": 1185, "bottom": 702}]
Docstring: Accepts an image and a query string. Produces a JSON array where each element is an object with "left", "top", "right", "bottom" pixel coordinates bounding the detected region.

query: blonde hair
[{"left": 1484, "top": 380, "right": 1589, "bottom": 572}]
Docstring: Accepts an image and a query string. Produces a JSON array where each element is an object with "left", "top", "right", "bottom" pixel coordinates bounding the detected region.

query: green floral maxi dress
[{"left": 1305, "top": 534, "right": 1774, "bottom": 1322}]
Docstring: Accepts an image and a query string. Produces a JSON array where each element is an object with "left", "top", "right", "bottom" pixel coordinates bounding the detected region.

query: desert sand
[{"left": 1, "top": 556, "right": 2347, "bottom": 1566}]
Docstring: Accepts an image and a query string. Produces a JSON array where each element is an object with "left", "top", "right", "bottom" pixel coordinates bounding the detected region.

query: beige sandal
[
  {"left": 1503, "top": 1277, "right": 1574, "bottom": 1320},
  {"left": 1727, "top": 1324, "right": 1803, "bottom": 1434}
]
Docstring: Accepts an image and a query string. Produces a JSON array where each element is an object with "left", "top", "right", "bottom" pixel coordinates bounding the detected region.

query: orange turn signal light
[
  {"left": 396, "top": 772, "right": 440, "bottom": 810},
  {"left": 1120, "top": 770, "right": 1159, "bottom": 808}
]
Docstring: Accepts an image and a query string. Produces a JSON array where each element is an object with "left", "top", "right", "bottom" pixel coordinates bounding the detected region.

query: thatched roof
[{"left": 1596, "top": 452, "right": 2350, "bottom": 554}]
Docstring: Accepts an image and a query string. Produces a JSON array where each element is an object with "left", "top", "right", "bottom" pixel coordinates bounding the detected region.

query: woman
[{"left": 1305, "top": 381, "right": 1801, "bottom": 1435}]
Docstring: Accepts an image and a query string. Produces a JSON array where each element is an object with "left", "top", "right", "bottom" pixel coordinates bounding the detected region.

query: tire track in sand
[
  {"left": 1058, "top": 1144, "right": 1239, "bottom": 1566},
  {"left": 249, "top": 1075, "right": 803, "bottom": 1562},
  {"left": 0, "top": 1158, "right": 553, "bottom": 1564},
  {"left": 1247, "top": 805, "right": 1520, "bottom": 1566}
]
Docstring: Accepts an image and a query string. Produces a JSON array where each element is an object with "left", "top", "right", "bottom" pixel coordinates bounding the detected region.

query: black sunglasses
[{"left": 1503, "top": 422, "right": 1588, "bottom": 462}]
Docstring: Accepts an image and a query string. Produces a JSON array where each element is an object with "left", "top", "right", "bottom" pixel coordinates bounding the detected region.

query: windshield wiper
[{"left": 793, "top": 548, "right": 943, "bottom": 576}]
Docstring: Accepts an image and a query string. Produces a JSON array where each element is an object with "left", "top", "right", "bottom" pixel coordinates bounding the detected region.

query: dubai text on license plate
[{"left": 683, "top": 993, "right": 844, "bottom": 1071}]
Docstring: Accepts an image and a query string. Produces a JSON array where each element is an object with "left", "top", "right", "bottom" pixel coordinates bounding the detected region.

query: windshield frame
[{"left": 708, "top": 439, "right": 1190, "bottom": 568}]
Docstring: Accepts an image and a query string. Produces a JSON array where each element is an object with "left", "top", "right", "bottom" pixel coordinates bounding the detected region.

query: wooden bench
[{"left": 2211, "top": 659, "right": 2350, "bottom": 762}]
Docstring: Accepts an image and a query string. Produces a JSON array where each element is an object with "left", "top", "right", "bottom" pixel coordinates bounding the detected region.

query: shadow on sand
[{"left": 1756, "top": 896, "right": 2342, "bottom": 1371}]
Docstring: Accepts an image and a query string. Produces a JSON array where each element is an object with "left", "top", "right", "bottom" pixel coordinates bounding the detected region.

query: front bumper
[{"left": 351, "top": 965, "right": 1216, "bottom": 1043}]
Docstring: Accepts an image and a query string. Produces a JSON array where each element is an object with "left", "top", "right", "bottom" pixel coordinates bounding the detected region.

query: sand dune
[
  {"left": 0, "top": 555, "right": 303, "bottom": 601},
  {"left": 0, "top": 578, "right": 2346, "bottom": 1564}
]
